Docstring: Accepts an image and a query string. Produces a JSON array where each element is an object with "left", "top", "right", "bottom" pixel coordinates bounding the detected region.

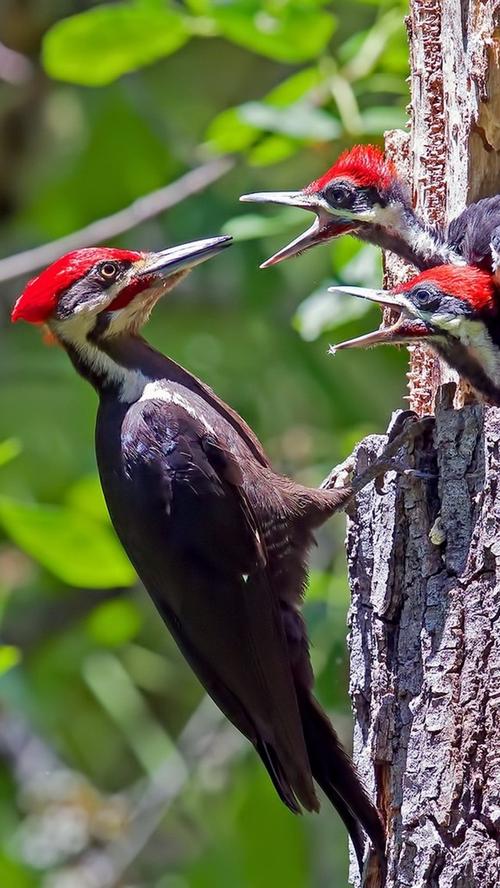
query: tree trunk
[{"left": 347, "top": 2, "right": 500, "bottom": 885}]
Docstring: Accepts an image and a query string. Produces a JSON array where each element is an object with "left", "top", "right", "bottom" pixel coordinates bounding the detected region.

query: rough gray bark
[{"left": 346, "top": 1, "right": 500, "bottom": 885}]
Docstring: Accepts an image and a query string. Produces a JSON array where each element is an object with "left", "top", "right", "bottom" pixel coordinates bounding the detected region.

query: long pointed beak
[
  {"left": 240, "top": 190, "right": 321, "bottom": 211},
  {"left": 327, "top": 285, "right": 405, "bottom": 310},
  {"left": 326, "top": 284, "right": 433, "bottom": 352},
  {"left": 239, "top": 191, "right": 355, "bottom": 268},
  {"left": 139, "top": 236, "right": 232, "bottom": 277}
]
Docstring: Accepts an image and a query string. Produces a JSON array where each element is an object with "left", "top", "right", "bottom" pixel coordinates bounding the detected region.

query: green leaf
[
  {"left": 0, "top": 439, "right": 21, "bottom": 468},
  {"left": 205, "top": 107, "right": 258, "bottom": 154},
  {"left": 86, "top": 598, "right": 142, "bottom": 646},
  {"left": 248, "top": 135, "right": 298, "bottom": 166},
  {"left": 239, "top": 101, "right": 341, "bottom": 141},
  {"left": 0, "top": 854, "right": 38, "bottom": 888},
  {"left": 294, "top": 282, "right": 373, "bottom": 341},
  {"left": 42, "top": 3, "right": 189, "bottom": 86},
  {"left": 0, "top": 497, "right": 136, "bottom": 588},
  {"left": 265, "top": 67, "right": 320, "bottom": 106},
  {"left": 205, "top": 68, "right": 327, "bottom": 157},
  {"left": 65, "top": 474, "right": 110, "bottom": 524},
  {"left": 223, "top": 208, "right": 302, "bottom": 241},
  {"left": 0, "top": 645, "right": 21, "bottom": 676},
  {"left": 212, "top": 3, "right": 335, "bottom": 63},
  {"left": 359, "top": 106, "right": 408, "bottom": 133}
]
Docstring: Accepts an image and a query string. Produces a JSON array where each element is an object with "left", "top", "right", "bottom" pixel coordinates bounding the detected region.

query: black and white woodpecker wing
[
  {"left": 447, "top": 195, "right": 500, "bottom": 271},
  {"left": 96, "top": 394, "right": 318, "bottom": 814},
  {"left": 11, "top": 242, "right": 386, "bottom": 873}
]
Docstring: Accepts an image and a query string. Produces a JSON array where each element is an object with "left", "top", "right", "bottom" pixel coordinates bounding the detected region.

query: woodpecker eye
[
  {"left": 324, "top": 182, "right": 356, "bottom": 210},
  {"left": 98, "top": 261, "right": 120, "bottom": 282},
  {"left": 411, "top": 286, "right": 442, "bottom": 312}
]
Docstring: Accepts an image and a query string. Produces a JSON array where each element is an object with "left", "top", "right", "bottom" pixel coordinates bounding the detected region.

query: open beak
[
  {"left": 239, "top": 190, "right": 355, "bottom": 268},
  {"left": 327, "top": 284, "right": 433, "bottom": 352},
  {"left": 139, "top": 235, "right": 232, "bottom": 277}
]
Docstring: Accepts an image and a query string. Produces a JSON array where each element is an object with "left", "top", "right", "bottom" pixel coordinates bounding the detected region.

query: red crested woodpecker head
[
  {"left": 239, "top": 145, "right": 411, "bottom": 267},
  {"left": 328, "top": 265, "right": 500, "bottom": 402},
  {"left": 12, "top": 238, "right": 231, "bottom": 342},
  {"left": 304, "top": 144, "right": 397, "bottom": 194}
]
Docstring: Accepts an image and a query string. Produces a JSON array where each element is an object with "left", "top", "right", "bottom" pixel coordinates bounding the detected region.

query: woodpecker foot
[
  {"left": 321, "top": 412, "right": 434, "bottom": 496},
  {"left": 321, "top": 454, "right": 356, "bottom": 491},
  {"left": 348, "top": 412, "right": 434, "bottom": 497}
]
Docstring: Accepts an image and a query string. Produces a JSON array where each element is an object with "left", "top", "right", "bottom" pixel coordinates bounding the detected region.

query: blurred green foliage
[{"left": 0, "top": 0, "right": 409, "bottom": 885}]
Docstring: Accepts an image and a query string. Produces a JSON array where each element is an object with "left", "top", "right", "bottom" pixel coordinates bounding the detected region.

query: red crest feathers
[
  {"left": 305, "top": 144, "right": 397, "bottom": 194},
  {"left": 396, "top": 265, "right": 496, "bottom": 312},
  {"left": 11, "top": 247, "right": 142, "bottom": 324}
]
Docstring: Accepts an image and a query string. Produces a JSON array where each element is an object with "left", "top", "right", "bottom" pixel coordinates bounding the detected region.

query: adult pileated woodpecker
[
  {"left": 11, "top": 238, "right": 428, "bottom": 874},
  {"left": 328, "top": 264, "right": 500, "bottom": 404},
  {"left": 240, "top": 144, "right": 500, "bottom": 276}
]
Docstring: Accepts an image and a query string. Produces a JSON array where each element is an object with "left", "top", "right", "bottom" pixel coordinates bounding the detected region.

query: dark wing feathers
[
  {"left": 98, "top": 395, "right": 385, "bottom": 862},
  {"left": 117, "top": 398, "right": 318, "bottom": 812},
  {"left": 448, "top": 195, "right": 500, "bottom": 269}
]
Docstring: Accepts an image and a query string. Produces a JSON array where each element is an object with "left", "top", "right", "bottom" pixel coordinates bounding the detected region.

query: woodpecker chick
[
  {"left": 329, "top": 265, "right": 500, "bottom": 404},
  {"left": 12, "top": 239, "right": 393, "bottom": 873},
  {"left": 241, "top": 144, "right": 500, "bottom": 274},
  {"left": 240, "top": 145, "right": 457, "bottom": 269}
]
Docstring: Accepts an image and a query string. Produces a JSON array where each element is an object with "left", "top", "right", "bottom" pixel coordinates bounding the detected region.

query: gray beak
[
  {"left": 239, "top": 191, "right": 356, "bottom": 268},
  {"left": 240, "top": 190, "right": 323, "bottom": 212},
  {"left": 327, "top": 285, "right": 406, "bottom": 311},
  {"left": 326, "top": 284, "right": 433, "bottom": 351},
  {"left": 140, "top": 236, "right": 232, "bottom": 277}
]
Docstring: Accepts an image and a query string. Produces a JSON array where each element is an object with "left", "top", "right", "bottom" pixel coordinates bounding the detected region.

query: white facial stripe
[
  {"left": 350, "top": 201, "right": 462, "bottom": 265},
  {"left": 354, "top": 202, "right": 402, "bottom": 226},
  {"left": 50, "top": 279, "right": 172, "bottom": 402},
  {"left": 51, "top": 310, "right": 151, "bottom": 403}
]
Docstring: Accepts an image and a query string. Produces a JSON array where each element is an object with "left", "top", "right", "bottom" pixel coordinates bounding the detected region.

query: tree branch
[{"left": 0, "top": 156, "right": 234, "bottom": 285}]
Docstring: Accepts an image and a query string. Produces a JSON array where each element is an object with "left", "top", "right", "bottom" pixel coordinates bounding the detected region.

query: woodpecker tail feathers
[{"left": 296, "top": 685, "right": 386, "bottom": 876}]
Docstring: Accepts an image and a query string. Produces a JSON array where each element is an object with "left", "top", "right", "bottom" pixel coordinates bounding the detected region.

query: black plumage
[
  {"left": 93, "top": 339, "right": 384, "bottom": 868},
  {"left": 447, "top": 194, "right": 500, "bottom": 272},
  {"left": 12, "top": 241, "right": 394, "bottom": 876}
]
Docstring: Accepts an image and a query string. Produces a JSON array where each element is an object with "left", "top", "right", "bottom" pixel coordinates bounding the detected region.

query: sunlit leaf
[
  {"left": 360, "top": 106, "right": 407, "bottom": 133},
  {"left": 0, "top": 645, "right": 21, "bottom": 676},
  {"left": 355, "top": 73, "right": 409, "bottom": 95},
  {"left": 0, "top": 497, "right": 136, "bottom": 588},
  {"left": 294, "top": 284, "right": 373, "bottom": 341},
  {"left": 0, "top": 439, "right": 21, "bottom": 468},
  {"left": 66, "top": 474, "right": 109, "bottom": 524},
  {"left": 0, "top": 853, "right": 37, "bottom": 888},
  {"left": 265, "top": 67, "right": 320, "bottom": 106},
  {"left": 293, "top": 244, "right": 382, "bottom": 340},
  {"left": 42, "top": 3, "right": 189, "bottom": 85},
  {"left": 223, "top": 208, "right": 301, "bottom": 241},
  {"left": 342, "top": 242, "right": 382, "bottom": 283},
  {"left": 248, "top": 135, "right": 298, "bottom": 166},
  {"left": 205, "top": 70, "right": 329, "bottom": 157},
  {"left": 239, "top": 101, "right": 341, "bottom": 141},
  {"left": 86, "top": 598, "right": 142, "bottom": 646},
  {"left": 205, "top": 107, "right": 257, "bottom": 153},
  {"left": 211, "top": 3, "right": 335, "bottom": 63}
]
